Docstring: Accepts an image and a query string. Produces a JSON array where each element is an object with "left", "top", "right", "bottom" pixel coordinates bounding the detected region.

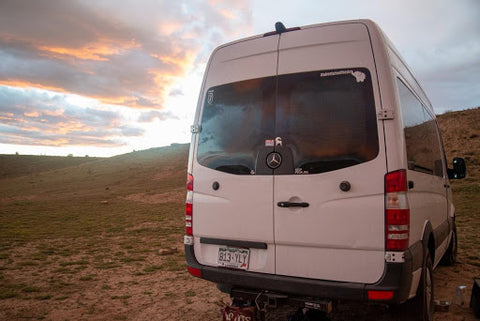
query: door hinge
[
  {"left": 377, "top": 109, "right": 395, "bottom": 120},
  {"left": 190, "top": 124, "right": 201, "bottom": 133}
]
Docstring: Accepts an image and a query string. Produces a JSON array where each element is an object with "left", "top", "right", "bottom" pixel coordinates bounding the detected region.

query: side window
[{"left": 397, "top": 79, "right": 443, "bottom": 177}]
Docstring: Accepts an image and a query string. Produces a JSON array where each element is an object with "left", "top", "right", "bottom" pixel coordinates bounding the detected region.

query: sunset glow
[{"left": 38, "top": 39, "right": 139, "bottom": 61}]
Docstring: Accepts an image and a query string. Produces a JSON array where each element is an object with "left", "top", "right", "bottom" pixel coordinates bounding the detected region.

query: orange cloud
[
  {"left": 37, "top": 39, "right": 139, "bottom": 61},
  {"left": 23, "top": 111, "right": 40, "bottom": 117},
  {"left": 0, "top": 80, "right": 67, "bottom": 94},
  {"left": 218, "top": 8, "right": 237, "bottom": 20},
  {"left": 52, "top": 121, "right": 90, "bottom": 135},
  {"left": 40, "top": 138, "right": 70, "bottom": 147},
  {"left": 158, "top": 21, "right": 183, "bottom": 36},
  {"left": 149, "top": 48, "right": 198, "bottom": 96}
]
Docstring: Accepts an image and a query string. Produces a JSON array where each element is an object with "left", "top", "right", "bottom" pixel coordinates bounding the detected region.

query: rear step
[{"left": 230, "top": 288, "right": 333, "bottom": 314}]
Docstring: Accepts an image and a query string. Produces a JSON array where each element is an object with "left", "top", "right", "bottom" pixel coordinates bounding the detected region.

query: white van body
[{"left": 185, "top": 20, "right": 465, "bottom": 320}]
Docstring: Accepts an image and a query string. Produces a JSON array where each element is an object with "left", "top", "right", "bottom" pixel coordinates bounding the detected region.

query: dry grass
[
  {"left": 0, "top": 107, "right": 479, "bottom": 320},
  {"left": 0, "top": 144, "right": 229, "bottom": 320}
]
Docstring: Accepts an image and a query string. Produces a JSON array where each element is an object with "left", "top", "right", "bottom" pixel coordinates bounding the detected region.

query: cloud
[
  {"left": 0, "top": 0, "right": 252, "bottom": 152},
  {"left": 138, "top": 110, "right": 177, "bottom": 122},
  {"left": 0, "top": 86, "right": 143, "bottom": 147},
  {"left": 0, "top": 0, "right": 251, "bottom": 109}
]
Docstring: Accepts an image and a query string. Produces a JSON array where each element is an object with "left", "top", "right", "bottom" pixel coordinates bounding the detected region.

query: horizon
[
  {"left": 2, "top": 106, "right": 479, "bottom": 158},
  {"left": 0, "top": 141, "right": 190, "bottom": 158}
]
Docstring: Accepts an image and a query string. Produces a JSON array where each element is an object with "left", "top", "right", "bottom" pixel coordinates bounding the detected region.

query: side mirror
[{"left": 448, "top": 157, "right": 466, "bottom": 179}]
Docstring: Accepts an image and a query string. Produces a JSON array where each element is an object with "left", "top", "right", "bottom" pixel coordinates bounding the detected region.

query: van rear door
[
  {"left": 191, "top": 36, "right": 278, "bottom": 274},
  {"left": 273, "top": 23, "right": 387, "bottom": 283}
]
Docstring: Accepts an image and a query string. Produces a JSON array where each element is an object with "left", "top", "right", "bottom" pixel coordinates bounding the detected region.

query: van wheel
[
  {"left": 406, "top": 251, "right": 434, "bottom": 321},
  {"left": 440, "top": 223, "right": 457, "bottom": 266}
]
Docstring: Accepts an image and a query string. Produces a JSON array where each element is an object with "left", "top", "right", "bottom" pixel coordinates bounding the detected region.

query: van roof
[{"left": 211, "top": 19, "right": 434, "bottom": 114}]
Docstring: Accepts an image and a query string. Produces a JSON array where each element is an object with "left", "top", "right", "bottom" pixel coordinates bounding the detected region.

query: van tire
[
  {"left": 406, "top": 250, "right": 434, "bottom": 321},
  {"left": 440, "top": 223, "right": 457, "bottom": 266}
]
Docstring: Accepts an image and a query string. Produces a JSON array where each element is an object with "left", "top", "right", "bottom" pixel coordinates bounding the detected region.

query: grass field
[
  {"left": 0, "top": 144, "right": 230, "bottom": 320},
  {"left": 0, "top": 108, "right": 479, "bottom": 320}
]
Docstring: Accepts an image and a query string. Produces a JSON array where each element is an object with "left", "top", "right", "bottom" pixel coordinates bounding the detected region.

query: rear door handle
[{"left": 277, "top": 202, "right": 309, "bottom": 208}]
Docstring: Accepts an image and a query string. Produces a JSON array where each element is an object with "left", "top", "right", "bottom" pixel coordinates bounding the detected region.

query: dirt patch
[
  {"left": 153, "top": 168, "right": 177, "bottom": 181},
  {"left": 0, "top": 238, "right": 478, "bottom": 320},
  {"left": 123, "top": 191, "right": 182, "bottom": 204},
  {"left": 0, "top": 237, "right": 230, "bottom": 321},
  {"left": 0, "top": 195, "right": 37, "bottom": 205}
]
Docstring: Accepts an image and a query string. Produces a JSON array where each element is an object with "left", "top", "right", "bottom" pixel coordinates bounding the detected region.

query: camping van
[{"left": 184, "top": 19, "right": 466, "bottom": 321}]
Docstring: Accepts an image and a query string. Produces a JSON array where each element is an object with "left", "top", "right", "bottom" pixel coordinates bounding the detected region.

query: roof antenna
[{"left": 275, "top": 22, "right": 287, "bottom": 33}]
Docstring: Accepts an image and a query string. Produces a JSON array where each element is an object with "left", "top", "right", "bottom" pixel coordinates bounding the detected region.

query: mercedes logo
[{"left": 266, "top": 152, "right": 282, "bottom": 169}]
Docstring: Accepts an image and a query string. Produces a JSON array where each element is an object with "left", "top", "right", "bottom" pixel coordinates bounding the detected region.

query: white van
[{"left": 184, "top": 19, "right": 466, "bottom": 321}]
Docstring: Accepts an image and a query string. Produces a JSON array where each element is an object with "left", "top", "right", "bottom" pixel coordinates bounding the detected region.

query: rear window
[{"left": 197, "top": 68, "right": 379, "bottom": 175}]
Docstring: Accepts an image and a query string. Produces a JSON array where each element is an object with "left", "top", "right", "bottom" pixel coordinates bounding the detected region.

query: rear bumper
[{"left": 185, "top": 242, "right": 423, "bottom": 304}]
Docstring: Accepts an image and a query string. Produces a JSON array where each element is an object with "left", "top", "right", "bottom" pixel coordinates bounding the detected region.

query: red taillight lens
[
  {"left": 186, "top": 174, "right": 193, "bottom": 191},
  {"left": 186, "top": 174, "right": 193, "bottom": 236},
  {"left": 185, "top": 203, "right": 193, "bottom": 235},
  {"left": 368, "top": 290, "right": 394, "bottom": 300},
  {"left": 385, "top": 170, "right": 409, "bottom": 251},
  {"left": 385, "top": 169, "right": 407, "bottom": 193},
  {"left": 188, "top": 266, "right": 201, "bottom": 277},
  {"left": 386, "top": 209, "right": 410, "bottom": 250}
]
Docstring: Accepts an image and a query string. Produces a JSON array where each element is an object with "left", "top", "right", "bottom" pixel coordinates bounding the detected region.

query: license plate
[{"left": 217, "top": 247, "right": 250, "bottom": 270}]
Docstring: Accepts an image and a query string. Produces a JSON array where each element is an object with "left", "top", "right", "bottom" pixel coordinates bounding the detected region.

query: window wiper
[
  {"left": 299, "top": 158, "right": 362, "bottom": 174},
  {"left": 216, "top": 165, "right": 252, "bottom": 175}
]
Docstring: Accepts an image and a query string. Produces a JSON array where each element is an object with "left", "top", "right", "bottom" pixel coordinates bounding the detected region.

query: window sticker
[
  {"left": 275, "top": 137, "right": 283, "bottom": 146},
  {"left": 207, "top": 90, "right": 214, "bottom": 105},
  {"left": 295, "top": 168, "right": 309, "bottom": 175},
  {"left": 265, "top": 137, "right": 283, "bottom": 147},
  {"left": 352, "top": 71, "right": 366, "bottom": 83},
  {"left": 320, "top": 69, "right": 366, "bottom": 83}
]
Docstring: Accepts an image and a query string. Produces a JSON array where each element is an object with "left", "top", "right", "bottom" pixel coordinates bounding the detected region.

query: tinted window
[
  {"left": 197, "top": 68, "right": 379, "bottom": 175},
  {"left": 276, "top": 69, "right": 378, "bottom": 174},
  {"left": 397, "top": 79, "right": 443, "bottom": 176},
  {"left": 197, "top": 77, "right": 275, "bottom": 174}
]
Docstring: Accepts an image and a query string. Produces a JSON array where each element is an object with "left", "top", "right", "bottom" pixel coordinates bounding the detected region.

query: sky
[{"left": 0, "top": 0, "right": 479, "bottom": 157}]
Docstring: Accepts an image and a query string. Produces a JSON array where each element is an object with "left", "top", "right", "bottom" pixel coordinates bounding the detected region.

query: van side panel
[{"left": 388, "top": 46, "right": 449, "bottom": 263}]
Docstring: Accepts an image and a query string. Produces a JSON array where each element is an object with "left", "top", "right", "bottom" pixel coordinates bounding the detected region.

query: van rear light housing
[
  {"left": 368, "top": 290, "right": 394, "bottom": 301},
  {"left": 385, "top": 170, "right": 410, "bottom": 251},
  {"left": 186, "top": 174, "right": 194, "bottom": 236},
  {"left": 188, "top": 266, "right": 201, "bottom": 277}
]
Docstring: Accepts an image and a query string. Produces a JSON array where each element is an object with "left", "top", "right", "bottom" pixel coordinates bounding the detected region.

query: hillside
[
  {"left": 437, "top": 107, "right": 480, "bottom": 181},
  {"left": 0, "top": 143, "right": 189, "bottom": 206},
  {"left": 0, "top": 154, "right": 102, "bottom": 179}
]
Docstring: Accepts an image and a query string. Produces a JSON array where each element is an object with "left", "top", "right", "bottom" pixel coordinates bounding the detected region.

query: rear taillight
[
  {"left": 186, "top": 174, "right": 193, "bottom": 236},
  {"left": 185, "top": 174, "right": 200, "bottom": 277},
  {"left": 368, "top": 290, "right": 394, "bottom": 301},
  {"left": 385, "top": 170, "right": 410, "bottom": 251},
  {"left": 188, "top": 266, "right": 201, "bottom": 277}
]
